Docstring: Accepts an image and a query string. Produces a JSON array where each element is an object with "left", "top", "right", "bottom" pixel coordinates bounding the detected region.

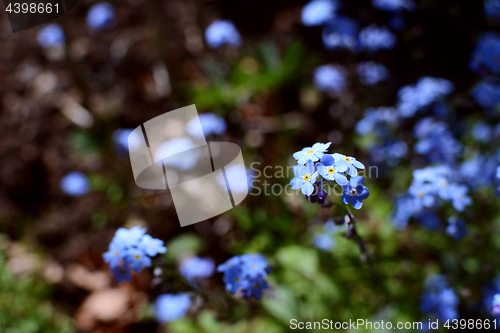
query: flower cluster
[
  {"left": 291, "top": 143, "right": 369, "bottom": 209},
  {"left": 301, "top": 0, "right": 340, "bottom": 26},
  {"left": 217, "top": 254, "right": 272, "bottom": 300},
  {"left": 359, "top": 24, "right": 397, "bottom": 52},
  {"left": 392, "top": 165, "right": 472, "bottom": 231},
  {"left": 205, "top": 20, "right": 242, "bottom": 49},
  {"left": 357, "top": 61, "right": 389, "bottom": 86},
  {"left": 103, "top": 227, "right": 167, "bottom": 283},
  {"left": 322, "top": 16, "right": 359, "bottom": 51},
  {"left": 420, "top": 275, "right": 459, "bottom": 322},
  {"left": 413, "top": 118, "right": 462, "bottom": 164},
  {"left": 471, "top": 76, "right": 500, "bottom": 110},
  {"left": 155, "top": 293, "right": 191, "bottom": 323},
  {"left": 470, "top": 33, "right": 500, "bottom": 74},
  {"left": 313, "top": 65, "right": 347, "bottom": 94}
]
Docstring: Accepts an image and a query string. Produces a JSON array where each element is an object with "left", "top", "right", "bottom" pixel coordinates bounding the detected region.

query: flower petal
[
  {"left": 352, "top": 159, "right": 365, "bottom": 169},
  {"left": 290, "top": 177, "right": 304, "bottom": 190},
  {"left": 301, "top": 181, "right": 314, "bottom": 196},
  {"left": 334, "top": 159, "right": 348, "bottom": 172},
  {"left": 334, "top": 173, "right": 348, "bottom": 186},
  {"left": 306, "top": 159, "right": 316, "bottom": 174}
]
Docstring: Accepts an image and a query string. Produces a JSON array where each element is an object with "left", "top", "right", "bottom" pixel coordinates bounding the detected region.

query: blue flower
[
  {"left": 359, "top": 24, "right": 397, "bottom": 52},
  {"left": 155, "top": 293, "right": 191, "bottom": 323},
  {"left": 60, "top": 172, "right": 90, "bottom": 197},
  {"left": 372, "top": 0, "right": 416, "bottom": 12},
  {"left": 413, "top": 118, "right": 461, "bottom": 164},
  {"left": 155, "top": 137, "right": 199, "bottom": 171},
  {"left": 139, "top": 234, "right": 167, "bottom": 257},
  {"left": 471, "top": 122, "right": 493, "bottom": 143},
  {"left": 492, "top": 294, "right": 500, "bottom": 316},
  {"left": 485, "top": 0, "right": 500, "bottom": 18},
  {"left": 420, "top": 275, "right": 459, "bottom": 322},
  {"left": 301, "top": 0, "right": 339, "bottom": 26},
  {"left": 205, "top": 20, "right": 241, "bottom": 49},
  {"left": 392, "top": 195, "right": 414, "bottom": 230},
  {"left": 292, "top": 142, "right": 331, "bottom": 164},
  {"left": 37, "top": 24, "right": 65, "bottom": 48},
  {"left": 497, "top": 166, "right": 500, "bottom": 179},
  {"left": 414, "top": 210, "right": 442, "bottom": 230},
  {"left": 112, "top": 129, "right": 141, "bottom": 154},
  {"left": 341, "top": 176, "right": 370, "bottom": 209},
  {"left": 86, "top": 2, "right": 115, "bottom": 31},
  {"left": 448, "top": 184, "right": 472, "bottom": 212},
  {"left": 179, "top": 257, "right": 215, "bottom": 282},
  {"left": 332, "top": 153, "right": 365, "bottom": 176},
  {"left": 290, "top": 160, "right": 318, "bottom": 195},
  {"left": 355, "top": 107, "right": 399, "bottom": 136},
  {"left": 397, "top": 77, "right": 454, "bottom": 118},
  {"left": 186, "top": 113, "right": 226, "bottom": 140},
  {"left": 446, "top": 217, "right": 466, "bottom": 240},
  {"left": 322, "top": 15, "right": 359, "bottom": 51},
  {"left": 313, "top": 65, "right": 347, "bottom": 94},
  {"left": 316, "top": 154, "right": 348, "bottom": 185},
  {"left": 357, "top": 61, "right": 389, "bottom": 86},
  {"left": 370, "top": 140, "right": 408, "bottom": 166},
  {"left": 103, "top": 227, "right": 166, "bottom": 283},
  {"left": 471, "top": 76, "right": 500, "bottom": 109},
  {"left": 470, "top": 33, "right": 500, "bottom": 74},
  {"left": 217, "top": 254, "right": 271, "bottom": 300},
  {"left": 110, "top": 264, "right": 132, "bottom": 283},
  {"left": 312, "top": 233, "right": 335, "bottom": 251},
  {"left": 409, "top": 183, "right": 436, "bottom": 210}
]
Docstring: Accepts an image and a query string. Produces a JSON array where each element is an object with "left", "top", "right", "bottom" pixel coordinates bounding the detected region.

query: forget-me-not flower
[
  {"left": 205, "top": 20, "right": 241, "bottom": 48},
  {"left": 322, "top": 15, "right": 359, "bottom": 51},
  {"left": 332, "top": 153, "right": 365, "bottom": 176},
  {"left": 186, "top": 113, "right": 226, "bottom": 140},
  {"left": 37, "top": 24, "right": 65, "bottom": 48},
  {"left": 357, "top": 61, "right": 389, "bottom": 86},
  {"left": 313, "top": 65, "right": 347, "bottom": 94},
  {"left": 359, "top": 24, "right": 397, "bottom": 52},
  {"left": 293, "top": 142, "right": 331, "bottom": 165},
  {"left": 470, "top": 33, "right": 500, "bottom": 74},
  {"left": 341, "top": 176, "right": 370, "bottom": 209},
  {"left": 86, "top": 2, "right": 115, "bottom": 31},
  {"left": 291, "top": 160, "right": 318, "bottom": 195},
  {"left": 316, "top": 154, "right": 348, "bottom": 185},
  {"left": 179, "top": 257, "right": 215, "bottom": 282},
  {"left": 155, "top": 293, "right": 191, "bottom": 323},
  {"left": 301, "top": 0, "right": 339, "bottom": 26},
  {"left": 60, "top": 172, "right": 90, "bottom": 197}
]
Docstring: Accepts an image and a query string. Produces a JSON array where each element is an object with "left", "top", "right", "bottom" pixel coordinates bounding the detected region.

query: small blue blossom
[
  {"left": 156, "top": 137, "right": 199, "bottom": 170},
  {"left": 341, "top": 176, "right": 370, "bottom": 210},
  {"left": 446, "top": 217, "right": 467, "bottom": 240},
  {"left": 409, "top": 183, "right": 436, "bottom": 210},
  {"left": 392, "top": 195, "right": 413, "bottom": 230},
  {"left": 313, "top": 65, "right": 347, "bottom": 94},
  {"left": 217, "top": 254, "right": 271, "bottom": 300},
  {"left": 205, "top": 20, "right": 241, "bottom": 49},
  {"left": 312, "top": 233, "right": 335, "bottom": 251},
  {"left": 485, "top": 0, "right": 500, "bottom": 19},
  {"left": 397, "top": 77, "right": 454, "bottom": 118},
  {"left": 112, "top": 128, "right": 142, "bottom": 154},
  {"left": 471, "top": 122, "right": 493, "bottom": 142},
  {"left": 470, "top": 33, "right": 500, "bottom": 74},
  {"left": 86, "top": 2, "right": 115, "bottom": 31},
  {"left": 322, "top": 15, "right": 359, "bottom": 51},
  {"left": 413, "top": 118, "right": 461, "bottom": 164},
  {"left": 60, "top": 172, "right": 90, "bottom": 197},
  {"left": 292, "top": 142, "right": 331, "bottom": 165},
  {"left": 372, "top": 0, "right": 416, "bottom": 12},
  {"left": 37, "top": 24, "right": 65, "bottom": 48},
  {"left": 301, "top": 0, "right": 339, "bottom": 26},
  {"left": 357, "top": 61, "right": 389, "bottom": 86},
  {"left": 103, "top": 227, "right": 166, "bottom": 283},
  {"left": 355, "top": 107, "right": 399, "bottom": 136},
  {"left": 471, "top": 76, "right": 500, "bottom": 109},
  {"left": 186, "top": 113, "right": 226, "bottom": 140},
  {"left": 359, "top": 24, "right": 397, "bottom": 52},
  {"left": 448, "top": 184, "right": 472, "bottom": 212},
  {"left": 179, "top": 257, "right": 215, "bottom": 282},
  {"left": 155, "top": 293, "right": 191, "bottom": 323},
  {"left": 316, "top": 154, "right": 348, "bottom": 185},
  {"left": 290, "top": 160, "right": 318, "bottom": 196},
  {"left": 370, "top": 140, "right": 408, "bottom": 166},
  {"left": 332, "top": 153, "right": 365, "bottom": 176}
]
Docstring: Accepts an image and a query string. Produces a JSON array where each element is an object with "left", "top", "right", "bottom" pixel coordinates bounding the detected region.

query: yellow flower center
[
  {"left": 303, "top": 174, "right": 310, "bottom": 181},
  {"left": 345, "top": 157, "right": 351, "bottom": 162},
  {"left": 254, "top": 283, "right": 260, "bottom": 288},
  {"left": 114, "top": 251, "right": 119, "bottom": 256},
  {"left": 307, "top": 150, "right": 314, "bottom": 154},
  {"left": 418, "top": 192, "right": 424, "bottom": 198},
  {"left": 328, "top": 167, "right": 335, "bottom": 174},
  {"left": 235, "top": 276, "right": 240, "bottom": 282},
  {"left": 134, "top": 254, "right": 141, "bottom": 260}
]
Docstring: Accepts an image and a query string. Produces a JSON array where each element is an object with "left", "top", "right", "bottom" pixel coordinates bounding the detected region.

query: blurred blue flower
[
  {"left": 293, "top": 142, "right": 331, "bottom": 164},
  {"left": 459, "top": 155, "right": 497, "bottom": 188},
  {"left": 370, "top": 140, "right": 408, "bottom": 166},
  {"left": 217, "top": 254, "right": 271, "bottom": 300},
  {"left": 301, "top": 0, "right": 339, "bottom": 26},
  {"left": 413, "top": 118, "right": 461, "bottom": 164},
  {"left": 60, "top": 172, "right": 90, "bottom": 197},
  {"left": 446, "top": 217, "right": 466, "bottom": 240},
  {"left": 420, "top": 275, "right": 460, "bottom": 321},
  {"left": 341, "top": 176, "right": 370, "bottom": 209},
  {"left": 313, "top": 64, "right": 346, "bottom": 94},
  {"left": 397, "top": 77, "right": 454, "bottom": 118},
  {"left": 355, "top": 107, "right": 399, "bottom": 136},
  {"left": 312, "top": 233, "right": 335, "bottom": 251},
  {"left": 471, "top": 76, "right": 500, "bottom": 109},
  {"left": 493, "top": 294, "right": 500, "bottom": 316},
  {"left": 205, "top": 20, "right": 241, "bottom": 48},
  {"left": 216, "top": 165, "right": 254, "bottom": 194},
  {"left": 372, "top": 0, "right": 416, "bottom": 12},
  {"left": 497, "top": 166, "right": 500, "bottom": 179},
  {"left": 471, "top": 122, "right": 493, "bottom": 142},
  {"left": 86, "top": 2, "right": 115, "bottom": 31},
  {"left": 392, "top": 195, "right": 413, "bottom": 230},
  {"left": 448, "top": 184, "right": 472, "bottom": 212},
  {"left": 112, "top": 128, "right": 144, "bottom": 154},
  {"left": 409, "top": 183, "right": 436, "bottom": 210},
  {"left": 359, "top": 24, "right": 397, "bottom": 52},
  {"left": 186, "top": 113, "right": 226, "bottom": 140},
  {"left": 316, "top": 154, "right": 348, "bottom": 185},
  {"left": 485, "top": 0, "right": 500, "bottom": 18},
  {"left": 155, "top": 293, "right": 191, "bottom": 323},
  {"left": 470, "top": 33, "right": 500, "bottom": 74},
  {"left": 156, "top": 137, "right": 199, "bottom": 170},
  {"left": 179, "top": 257, "right": 215, "bottom": 282},
  {"left": 357, "top": 61, "right": 389, "bottom": 86},
  {"left": 290, "top": 160, "right": 318, "bottom": 195},
  {"left": 37, "top": 24, "right": 65, "bottom": 48},
  {"left": 103, "top": 227, "right": 166, "bottom": 283},
  {"left": 322, "top": 15, "right": 359, "bottom": 51}
]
